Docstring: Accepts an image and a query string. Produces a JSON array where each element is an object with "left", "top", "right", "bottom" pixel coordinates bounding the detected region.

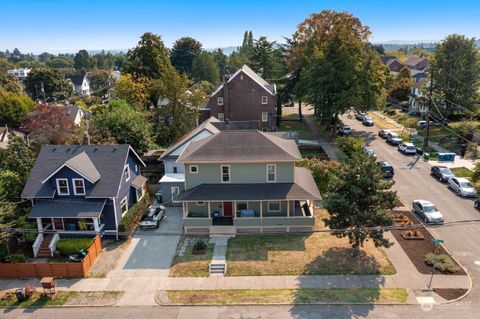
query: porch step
[
  {"left": 36, "top": 234, "right": 54, "bottom": 258},
  {"left": 209, "top": 263, "right": 226, "bottom": 276},
  {"left": 209, "top": 226, "right": 236, "bottom": 236}
]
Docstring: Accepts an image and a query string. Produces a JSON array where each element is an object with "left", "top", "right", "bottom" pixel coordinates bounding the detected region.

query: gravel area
[{"left": 88, "top": 239, "right": 130, "bottom": 278}]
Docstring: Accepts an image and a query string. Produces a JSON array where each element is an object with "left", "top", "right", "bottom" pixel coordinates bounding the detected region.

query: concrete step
[
  {"left": 209, "top": 226, "right": 236, "bottom": 236},
  {"left": 209, "top": 262, "right": 226, "bottom": 275}
]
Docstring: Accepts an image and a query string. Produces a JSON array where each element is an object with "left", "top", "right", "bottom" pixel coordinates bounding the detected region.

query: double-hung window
[
  {"left": 217, "top": 97, "right": 224, "bottom": 105},
  {"left": 124, "top": 165, "right": 130, "bottom": 181},
  {"left": 268, "top": 201, "right": 281, "bottom": 212},
  {"left": 120, "top": 197, "right": 128, "bottom": 216},
  {"left": 218, "top": 112, "right": 225, "bottom": 121},
  {"left": 262, "top": 112, "right": 268, "bottom": 122},
  {"left": 261, "top": 96, "right": 268, "bottom": 104},
  {"left": 56, "top": 179, "right": 69, "bottom": 196},
  {"left": 73, "top": 179, "right": 85, "bottom": 195},
  {"left": 266, "top": 164, "right": 276, "bottom": 182},
  {"left": 221, "top": 165, "right": 230, "bottom": 183}
]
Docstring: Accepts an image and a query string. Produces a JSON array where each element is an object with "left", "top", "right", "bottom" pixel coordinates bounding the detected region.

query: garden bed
[
  {"left": 169, "top": 237, "right": 214, "bottom": 277},
  {"left": 433, "top": 288, "right": 468, "bottom": 301}
]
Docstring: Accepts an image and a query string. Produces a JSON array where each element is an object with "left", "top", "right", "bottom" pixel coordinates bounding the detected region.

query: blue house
[{"left": 21, "top": 144, "right": 147, "bottom": 257}]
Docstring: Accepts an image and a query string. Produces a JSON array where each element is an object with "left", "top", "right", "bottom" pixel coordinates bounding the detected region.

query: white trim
[
  {"left": 56, "top": 178, "right": 69, "bottom": 196},
  {"left": 217, "top": 96, "right": 224, "bottom": 105},
  {"left": 171, "top": 186, "right": 180, "bottom": 203},
  {"left": 189, "top": 165, "right": 199, "bottom": 174},
  {"left": 72, "top": 178, "right": 86, "bottom": 195},
  {"left": 220, "top": 165, "right": 231, "bottom": 183},
  {"left": 262, "top": 112, "right": 268, "bottom": 122},
  {"left": 112, "top": 197, "right": 119, "bottom": 231},
  {"left": 120, "top": 196, "right": 128, "bottom": 217},
  {"left": 180, "top": 159, "right": 298, "bottom": 164},
  {"left": 128, "top": 146, "right": 147, "bottom": 167},
  {"left": 261, "top": 96, "right": 268, "bottom": 104},
  {"left": 124, "top": 165, "right": 130, "bottom": 182},
  {"left": 211, "top": 68, "right": 275, "bottom": 97},
  {"left": 266, "top": 164, "right": 276, "bottom": 183},
  {"left": 267, "top": 201, "right": 281, "bottom": 212},
  {"left": 136, "top": 186, "right": 145, "bottom": 201},
  {"left": 41, "top": 163, "right": 96, "bottom": 184}
]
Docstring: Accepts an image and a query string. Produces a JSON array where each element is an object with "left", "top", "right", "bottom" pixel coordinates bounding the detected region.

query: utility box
[{"left": 438, "top": 152, "right": 455, "bottom": 162}]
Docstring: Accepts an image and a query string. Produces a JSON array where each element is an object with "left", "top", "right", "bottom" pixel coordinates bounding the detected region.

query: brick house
[{"left": 199, "top": 65, "right": 277, "bottom": 131}]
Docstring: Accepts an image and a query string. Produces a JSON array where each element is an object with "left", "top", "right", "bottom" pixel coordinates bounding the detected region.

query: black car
[
  {"left": 337, "top": 124, "right": 352, "bottom": 136},
  {"left": 356, "top": 112, "right": 367, "bottom": 121},
  {"left": 380, "top": 161, "right": 394, "bottom": 178},
  {"left": 430, "top": 165, "right": 455, "bottom": 182}
]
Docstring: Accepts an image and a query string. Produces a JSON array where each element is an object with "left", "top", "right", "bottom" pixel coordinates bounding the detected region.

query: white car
[
  {"left": 139, "top": 205, "right": 166, "bottom": 229},
  {"left": 448, "top": 177, "right": 477, "bottom": 198},
  {"left": 412, "top": 200, "right": 444, "bottom": 224},
  {"left": 363, "top": 147, "right": 377, "bottom": 158},
  {"left": 398, "top": 142, "right": 417, "bottom": 155}
]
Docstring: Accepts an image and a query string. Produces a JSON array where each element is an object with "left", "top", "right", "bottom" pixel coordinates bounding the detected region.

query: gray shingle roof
[
  {"left": 22, "top": 144, "right": 141, "bottom": 199},
  {"left": 131, "top": 175, "right": 147, "bottom": 189},
  {"left": 177, "top": 130, "right": 302, "bottom": 163},
  {"left": 61, "top": 151, "right": 101, "bottom": 183},
  {"left": 29, "top": 198, "right": 106, "bottom": 218}
]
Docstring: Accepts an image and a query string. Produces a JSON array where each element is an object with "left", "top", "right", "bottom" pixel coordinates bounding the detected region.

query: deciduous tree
[
  {"left": 24, "top": 68, "right": 72, "bottom": 101},
  {"left": 0, "top": 89, "right": 36, "bottom": 127},
  {"left": 0, "top": 72, "right": 22, "bottom": 94},
  {"left": 113, "top": 74, "right": 149, "bottom": 110},
  {"left": 171, "top": 37, "right": 203, "bottom": 75},
  {"left": 191, "top": 52, "right": 220, "bottom": 84}
]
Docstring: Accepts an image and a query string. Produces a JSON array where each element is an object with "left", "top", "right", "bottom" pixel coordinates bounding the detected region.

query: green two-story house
[{"left": 177, "top": 130, "right": 321, "bottom": 234}]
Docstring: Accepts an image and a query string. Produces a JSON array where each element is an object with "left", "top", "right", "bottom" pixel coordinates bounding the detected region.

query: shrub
[
  {"left": 425, "top": 253, "right": 460, "bottom": 273},
  {"left": 4, "top": 253, "right": 26, "bottom": 263},
  {"left": 193, "top": 240, "right": 207, "bottom": 250},
  {"left": 56, "top": 238, "right": 94, "bottom": 256},
  {"left": 119, "top": 193, "right": 150, "bottom": 235},
  {"left": 337, "top": 136, "right": 364, "bottom": 159},
  {"left": 402, "top": 118, "right": 417, "bottom": 129}
]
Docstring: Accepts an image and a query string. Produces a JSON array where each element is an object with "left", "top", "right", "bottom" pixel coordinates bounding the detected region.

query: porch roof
[
  {"left": 131, "top": 174, "right": 147, "bottom": 189},
  {"left": 29, "top": 198, "right": 106, "bottom": 218}
]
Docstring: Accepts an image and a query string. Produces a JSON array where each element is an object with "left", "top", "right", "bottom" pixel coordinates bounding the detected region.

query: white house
[
  {"left": 7, "top": 68, "right": 31, "bottom": 79},
  {"left": 67, "top": 75, "right": 91, "bottom": 96}
]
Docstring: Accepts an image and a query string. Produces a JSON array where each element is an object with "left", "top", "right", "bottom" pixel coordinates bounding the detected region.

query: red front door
[{"left": 223, "top": 202, "right": 233, "bottom": 217}]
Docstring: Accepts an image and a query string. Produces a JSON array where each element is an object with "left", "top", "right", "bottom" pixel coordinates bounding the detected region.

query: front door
[{"left": 223, "top": 202, "right": 233, "bottom": 217}]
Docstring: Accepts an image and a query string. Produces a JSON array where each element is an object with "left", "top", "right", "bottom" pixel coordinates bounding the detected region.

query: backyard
[{"left": 279, "top": 114, "right": 312, "bottom": 139}]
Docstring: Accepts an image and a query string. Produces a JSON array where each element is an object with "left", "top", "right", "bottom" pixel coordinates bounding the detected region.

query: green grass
[
  {"left": 169, "top": 237, "right": 215, "bottom": 277},
  {"left": 279, "top": 114, "right": 312, "bottom": 139},
  {"left": 450, "top": 167, "right": 474, "bottom": 179},
  {"left": 0, "top": 291, "right": 77, "bottom": 308},
  {"left": 165, "top": 288, "right": 408, "bottom": 305}
]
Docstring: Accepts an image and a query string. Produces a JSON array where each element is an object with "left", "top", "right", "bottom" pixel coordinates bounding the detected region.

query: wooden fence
[{"left": 0, "top": 235, "right": 102, "bottom": 279}]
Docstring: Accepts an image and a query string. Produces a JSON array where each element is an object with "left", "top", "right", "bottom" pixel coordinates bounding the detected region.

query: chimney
[
  {"left": 82, "top": 131, "right": 90, "bottom": 145},
  {"left": 223, "top": 75, "right": 230, "bottom": 122}
]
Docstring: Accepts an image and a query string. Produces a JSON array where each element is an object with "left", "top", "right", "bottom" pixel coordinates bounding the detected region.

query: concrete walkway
[{"left": 303, "top": 116, "right": 339, "bottom": 160}]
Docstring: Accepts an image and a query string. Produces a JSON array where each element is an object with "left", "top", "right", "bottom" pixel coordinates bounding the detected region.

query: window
[
  {"left": 124, "top": 165, "right": 130, "bottom": 181},
  {"left": 136, "top": 186, "right": 145, "bottom": 201},
  {"left": 268, "top": 201, "right": 281, "bottom": 212},
  {"left": 236, "top": 202, "right": 248, "bottom": 212},
  {"left": 73, "top": 179, "right": 85, "bottom": 195},
  {"left": 218, "top": 113, "right": 225, "bottom": 121},
  {"left": 56, "top": 179, "right": 69, "bottom": 196},
  {"left": 120, "top": 197, "right": 128, "bottom": 216},
  {"left": 221, "top": 165, "right": 230, "bottom": 183},
  {"left": 262, "top": 112, "right": 268, "bottom": 122},
  {"left": 196, "top": 201, "right": 205, "bottom": 206},
  {"left": 135, "top": 164, "right": 139, "bottom": 173},
  {"left": 171, "top": 187, "right": 180, "bottom": 203},
  {"left": 266, "top": 164, "right": 276, "bottom": 182},
  {"left": 261, "top": 96, "right": 268, "bottom": 104},
  {"left": 190, "top": 165, "right": 198, "bottom": 174},
  {"left": 217, "top": 97, "right": 224, "bottom": 105},
  {"left": 173, "top": 167, "right": 178, "bottom": 174}
]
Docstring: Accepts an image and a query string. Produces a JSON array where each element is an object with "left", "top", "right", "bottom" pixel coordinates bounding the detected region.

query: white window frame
[
  {"left": 72, "top": 178, "right": 86, "bottom": 195},
  {"left": 262, "top": 112, "right": 268, "bottom": 122},
  {"left": 56, "top": 178, "right": 69, "bottom": 196},
  {"left": 218, "top": 112, "right": 225, "bottom": 121},
  {"left": 135, "top": 164, "right": 139, "bottom": 173},
  {"left": 268, "top": 201, "right": 281, "bottom": 212},
  {"left": 217, "top": 96, "right": 224, "bottom": 106},
  {"left": 120, "top": 197, "right": 128, "bottom": 217},
  {"left": 266, "top": 164, "right": 276, "bottom": 183},
  {"left": 261, "top": 96, "right": 268, "bottom": 104},
  {"left": 189, "top": 165, "right": 199, "bottom": 174},
  {"left": 124, "top": 165, "right": 130, "bottom": 182},
  {"left": 171, "top": 186, "right": 180, "bottom": 203},
  {"left": 136, "top": 186, "right": 145, "bottom": 201},
  {"left": 196, "top": 201, "right": 206, "bottom": 206},
  {"left": 220, "top": 165, "right": 230, "bottom": 183}
]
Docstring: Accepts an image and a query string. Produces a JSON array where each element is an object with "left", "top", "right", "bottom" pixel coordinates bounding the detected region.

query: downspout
[{"left": 112, "top": 197, "right": 119, "bottom": 240}]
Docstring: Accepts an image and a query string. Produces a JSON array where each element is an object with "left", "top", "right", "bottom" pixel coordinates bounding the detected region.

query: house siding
[
  {"left": 160, "top": 181, "right": 184, "bottom": 206},
  {"left": 49, "top": 167, "right": 93, "bottom": 198}
]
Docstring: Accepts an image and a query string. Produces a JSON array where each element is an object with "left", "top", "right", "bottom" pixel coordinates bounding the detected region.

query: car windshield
[
  {"left": 460, "top": 182, "right": 473, "bottom": 188},
  {"left": 423, "top": 205, "right": 438, "bottom": 213},
  {"left": 382, "top": 166, "right": 393, "bottom": 172},
  {"left": 343, "top": 126, "right": 350, "bottom": 130},
  {"left": 141, "top": 208, "right": 157, "bottom": 221},
  {"left": 407, "top": 146, "right": 416, "bottom": 150},
  {"left": 439, "top": 168, "right": 452, "bottom": 174},
  {"left": 364, "top": 117, "right": 372, "bottom": 121}
]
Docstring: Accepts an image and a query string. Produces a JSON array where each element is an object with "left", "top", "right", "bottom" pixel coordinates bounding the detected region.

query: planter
[
  {"left": 392, "top": 214, "right": 409, "bottom": 222},
  {"left": 401, "top": 230, "right": 425, "bottom": 240},
  {"left": 192, "top": 247, "right": 207, "bottom": 255}
]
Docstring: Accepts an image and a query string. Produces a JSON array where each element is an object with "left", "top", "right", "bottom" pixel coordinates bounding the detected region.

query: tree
[
  {"left": 0, "top": 201, "right": 16, "bottom": 254},
  {"left": 0, "top": 59, "right": 14, "bottom": 73},
  {"left": 0, "top": 89, "right": 36, "bottom": 127},
  {"left": 170, "top": 37, "right": 203, "bottom": 75},
  {"left": 191, "top": 52, "right": 220, "bottom": 84},
  {"left": 296, "top": 159, "right": 342, "bottom": 194},
  {"left": 0, "top": 136, "right": 35, "bottom": 185},
  {"left": 228, "top": 51, "right": 249, "bottom": 72},
  {"left": 0, "top": 170, "right": 22, "bottom": 200},
  {"left": 90, "top": 69, "right": 113, "bottom": 96},
  {"left": 74, "top": 49, "right": 92, "bottom": 71},
  {"left": 91, "top": 99, "right": 155, "bottom": 154},
  {"left": 212, "top": 48, "right": 228, "bottom": 78},
  {"left": 113, "top": 74, "right": 149, "bottom": 110},
  {"left": 251, "top": 36, "right": 276, "bottom": 80},
  {"left": 324, "top": 152, "right": 397, "bottom": 256},
  {"left": 433, "top": 34, "right": 480, "bottom": 116},
  {"left": 388, "top": 66, "right": 414, "bottom": 102},
  {"left": 125, "top": 32, "right": 173, "bottom": 79},
  {"left": 337, "top": 136, "right": 364, "bottom": 158},
  {"left": 0, "top": 72, "right": 22, "bottom": 94},
  {"left": 24, "top": 68, "right": 72, "bottom": 101},
  {"left": 21, "top": 104, "right": 75, "bottom": 147},
  {"left": 46, "top": 56, "right": 74, "bottom": 69}
]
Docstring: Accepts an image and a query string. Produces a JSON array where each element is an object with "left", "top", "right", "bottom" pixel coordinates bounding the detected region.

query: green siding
[
  {"left": 187, "top": 202, "right": 208, "bottom": 216},
  {"left": 262, "top": 217, "right": 315, "bottom": 226},
  {"left": 262, "top": 201, "right": 288, "bottom": 216},
  {"left": 234, "top": 219, "right": 262, "bottom": 227},
  {"left": 184, "top": 218, "right": 212, "bottom": 227}
]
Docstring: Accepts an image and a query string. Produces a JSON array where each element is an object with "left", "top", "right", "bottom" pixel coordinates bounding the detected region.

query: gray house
[{"left": 177, "top": 130, "right": 321, "bottom": 235}]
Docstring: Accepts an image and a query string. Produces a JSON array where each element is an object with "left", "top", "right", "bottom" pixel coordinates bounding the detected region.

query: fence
[{"left": 0, "top": 235, "right": 102, "bottom": 279}]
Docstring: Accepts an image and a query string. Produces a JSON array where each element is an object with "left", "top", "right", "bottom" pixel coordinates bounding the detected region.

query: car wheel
[{"left": 423, "top": 216, "right": 428, "bottom": 223}]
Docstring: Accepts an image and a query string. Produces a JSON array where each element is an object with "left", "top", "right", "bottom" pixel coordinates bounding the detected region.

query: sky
[{"left": 1, "top": 0, "right": 479, "bottom": 54}]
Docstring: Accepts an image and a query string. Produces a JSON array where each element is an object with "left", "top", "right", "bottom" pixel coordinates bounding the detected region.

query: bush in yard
[
  {"left": 336, "top": 136, "right": 364, "bottom": 159},
  {"left": 194, "top": 240, "right": 207, "bottom": 250},
  {"left": 425, "top": 253, "right": 459, "bottom": 273},
  {"left": 4, "top": 253, "right": 26, "bottom": 263},
  {"left": 402, "top": 118, "right": 417, "bottom": 129},
  {"left": 119, "top": 193, "right": 150, "bottom": 235},
  {"left": 56, "top": 238, "right": 94, "bottom": 256}
]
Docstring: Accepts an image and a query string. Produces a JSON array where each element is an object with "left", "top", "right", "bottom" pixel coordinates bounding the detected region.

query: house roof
[
  {"left": 22, "top": 144, "right": 145, "bottom": 199},
  {"left": 67, "top": 75, "right": 87, "bottom": 86},
  {"left": 177, "top": 130, "right": 302, "bottom": 163},
  {"left": 211, "top": 64, "right": 276, "bottom": 97},
  {"left": 63, "top": 105, "right": 87, "bottom": 122},
  {"left": 131, "top": 175, "right": 147, "bottom": 189},
  {"left": 178, "top": 167, "right": 320, "bottom": 201},
  {"left": 29, "top": 198, "right": 106, "bottom": 218},
  {"left": 159, "top": 173, "right": 185, "bottom": 183},
  {"left": 159, "top": 116, "right": 221, "bottom": 159},
  {"left": 43, "top": 151, "right": 102, "bottom": 183},
  {"left": 0, "top": 125, "right": 26, "bottom": 149},
  {"left": 403, "top": 56, "right": 427, "bottom": 68},
  {"left": 210, "top": 121, "right": 259, "bottom": 131}
]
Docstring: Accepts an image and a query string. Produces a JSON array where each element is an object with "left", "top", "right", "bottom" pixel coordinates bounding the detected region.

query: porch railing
[
  {"left": 32, "top": 233, "right": 43, "bottom": 258},
  {"left": 48, "top": 233, "right": 60, "bottom": 256}
]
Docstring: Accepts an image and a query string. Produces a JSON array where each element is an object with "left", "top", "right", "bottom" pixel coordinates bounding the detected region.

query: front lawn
[
  {"left": 368, "top": 112, "right": 398, "bottom": 130},
  {"left": 164, "top": 288, "right": 408, "bottom": 305},
  {"left": 169, "top": 237, "right": 214, "bottom": 277},
  {"left": 0, "top": 291, "right": 122, "bottom": 308},
  {"left": 279, "top": 114, "right": 312, "bottom": 139},
  {"left": 450, "top": 167, "right": 474, "bottom": 179}
]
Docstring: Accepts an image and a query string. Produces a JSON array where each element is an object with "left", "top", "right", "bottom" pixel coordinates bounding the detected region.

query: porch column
[
  {"left": 93, "top": 218, "right": 100, "bottom": 233},
  {"left": 36, "top": 218, "right": 43, "bottom": 233},
  {"left": 51, "top": 218, "right": 55, "bottom": 230},
  {"left": 287, "top": 201, "right": 290, "bottom": 217},
  {"left": 183, "top": 202, "right": 187, "bottom": 218},
  {"left": 207, "top": 202, "right": 211, "bottom": 219},
  {"left": 233, "top": 201, "right": 236, "bottom": 218},
  {"left": 260, "top": 201, "right": 263, "bottom": 232}
]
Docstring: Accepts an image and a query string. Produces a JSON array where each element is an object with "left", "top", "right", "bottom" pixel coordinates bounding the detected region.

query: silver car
[
  {"left": 412, "top": 200, "right": 444, "bottom": 224},
  {"left": 448, "top": 177, "right": 477, "bottom": 197}
]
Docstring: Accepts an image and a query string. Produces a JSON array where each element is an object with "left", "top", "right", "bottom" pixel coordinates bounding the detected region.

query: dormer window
[
  {"left": 73, "top": 179, "right": 85, "bottom": 195},
  {"left": 124, "top": 165, "right": 130, "bottom": 181},
  {"left": 56, "top": 179, "right": 69, "bottom": 196}
]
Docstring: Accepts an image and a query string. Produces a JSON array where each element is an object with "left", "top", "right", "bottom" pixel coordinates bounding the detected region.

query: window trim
[
  {"left": 56, "top": 178, "right": 69, "bottom": 196},
  {"left": 171, "top": 186, "right": 180, "bottom": 203},
  {"left": 120, "top": 196, "right": 128, "bottom": 217},
  {"left": 217, "top": 96, "right": 224, "bottom": 106},
  {"left": 261, "top": 96, "right": 268, "bottom": 104},
  {"left": 124, "top": 165, "right": 130, "bottom": 182},
  {"left": 268, "top": 201, "right": 281, "bottom": 212},
  {"left": 135, "top": 164, "right": 139, "bottom": 173},
  {"left": 218, "top": 112, "right": 225, "bottom": 121},
  {"left": 72, "top": 178, "right": 86, "bottom": 195},
  {"left": 136, "top": 186, "right": 145, "bottom": 201},
  {"left": 266, "top": 164, "right": 276, "bottom": 183},
  {"left": 262, "top": 112, "right": 268, "bottom": 122},
  {"left": 220, "top": 165, "right": 231, "bottom": 183},
  {"left": 189, "top": 165, "right": 199, "bottom": 174}
]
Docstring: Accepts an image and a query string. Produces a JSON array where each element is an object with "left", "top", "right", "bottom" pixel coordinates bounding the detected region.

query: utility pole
[{"left": 423, "top": 71, "right": 434, "bottom": 150}]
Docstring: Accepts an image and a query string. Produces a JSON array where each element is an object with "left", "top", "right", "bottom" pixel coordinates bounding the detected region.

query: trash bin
[
  {"left": 15, "top": 288, "right": 25, "bottom": 302},
  {"left": 423, "top": 152, "right": 430, "bottom": 160},
  {"left": 461, "top": 144, "right": 467, "bottom": 157}
]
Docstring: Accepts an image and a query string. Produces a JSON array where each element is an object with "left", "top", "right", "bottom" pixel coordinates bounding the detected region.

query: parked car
[
  {"left": 139, "top": 205, "right": 166, "bottom": 229},
  {"left": 356, "top": 112, "right": 367, "bottom": 121},
  {"left": 398, "top": 142, "right": 417, "bottom": 155},
  {"left": 337, "top": 124, "right": 352, "bottom": 136},
  {"left": 418, "top": 120, "right": 440, "bottom": 128},
  {"left": 363, "top": 147, "right": 376, "bottom": 158},
  {"left": 474, "top": 199, "right": 480, "bottom": 210},
  {"left": 448, "top": 177, "right": 478, "bottom": 198},
  {"left": 430, "top": 166, "right": 455, "bottom": 182},
  {"left": 412, "top": 200, "right": 444, "bottom": 224},
  {"left": 362, "top": 116, "right": 374, "bottom": 126},
  {"left": 380, "top": 161, "right": 394, "bottom": 178},
  {"left": 386, "top": 133, "right": 402, "bottom": 146},
  {"left": 69, "top": 249, "right": 88, "bottom": 262},
  {"left": 378, "top": 129, "right": 392, "bottom": 139}
]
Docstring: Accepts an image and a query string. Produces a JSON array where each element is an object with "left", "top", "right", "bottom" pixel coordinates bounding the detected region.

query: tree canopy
[
  {"left": 0, "top": 89, "right": 36, "bottom": 127},
  {"left": 170, "top": 37, "right": 203, "bottom": 75},
  {"left": 74, "top": 49, "right": 92, "bottom": 71},
  {"left": 24, "top": 68, "right": 72, "bottom": 101},
  {"left": 191, "top": 51, "right": 220, "bottom": 85},
  {"left": 251, "top": 36, "right": 276, "bottom": 80}
]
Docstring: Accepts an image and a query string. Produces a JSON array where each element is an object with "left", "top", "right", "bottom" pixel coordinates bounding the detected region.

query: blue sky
[{"left": 1, "top": 0, "right": 479, "bottom": 53}]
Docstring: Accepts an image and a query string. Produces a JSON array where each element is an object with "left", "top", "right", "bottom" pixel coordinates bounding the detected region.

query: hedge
[
  {"left": 4, "top": 253, "right": 26, "bottom": 263},
  {"left": 56, "top": 238, "right": 94, "bottom": 256},
  {"left": 119, "top": 193, "right": 150, "bottom": 235}
]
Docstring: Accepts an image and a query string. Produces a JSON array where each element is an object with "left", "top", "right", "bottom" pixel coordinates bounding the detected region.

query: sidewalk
[{"left": 303, "top": 116, "right": 339, "bottom": 160}]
